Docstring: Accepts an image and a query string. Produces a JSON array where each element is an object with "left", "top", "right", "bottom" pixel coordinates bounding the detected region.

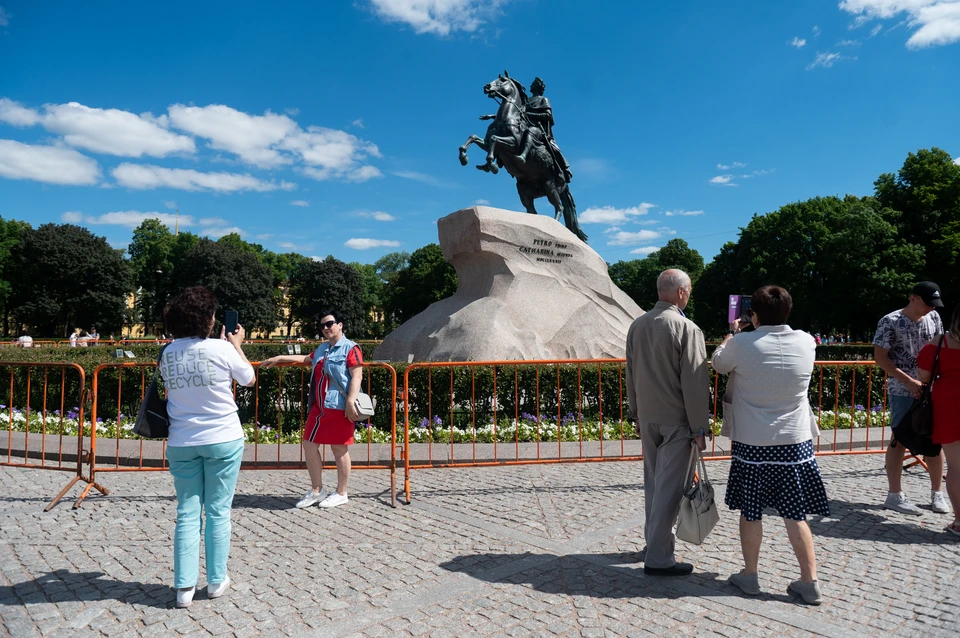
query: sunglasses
[{"left": 320, "top": 320, "right": 338, "bottom": 329}]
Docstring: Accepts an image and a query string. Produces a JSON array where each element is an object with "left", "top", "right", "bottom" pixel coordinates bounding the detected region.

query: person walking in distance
[
  {"left": 873, "top": 282, "right": 947, "bottom": 515},
  {"left": 626, "top": 269, "right": 709, "bottom": 576}
]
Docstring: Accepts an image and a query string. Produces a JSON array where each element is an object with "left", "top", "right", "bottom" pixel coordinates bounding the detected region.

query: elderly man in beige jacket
[{"left": 626, "top": 269, "right": 709, "bottom": 576}]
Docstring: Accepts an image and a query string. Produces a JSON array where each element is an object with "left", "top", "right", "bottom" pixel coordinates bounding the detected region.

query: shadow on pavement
[
  {"left": 810, "top": 500, "right": 951, "bottom": 544},
  {"left": 439, "top": 551, "right": 795, "bottom": 604},
  {"left": 0, "top": 570, "right": 175, "bottom": 610}
]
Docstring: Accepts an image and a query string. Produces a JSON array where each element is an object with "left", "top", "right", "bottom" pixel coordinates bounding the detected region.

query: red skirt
[{"left": 304, "top": 405, "right": 355, "bottom": 445}]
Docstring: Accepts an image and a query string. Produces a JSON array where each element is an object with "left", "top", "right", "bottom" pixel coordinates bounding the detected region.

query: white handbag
[{"left": 676, "top": 442, "right": 720, "bottom": 545}]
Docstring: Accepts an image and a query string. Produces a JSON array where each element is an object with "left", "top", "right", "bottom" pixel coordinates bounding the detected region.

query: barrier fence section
[
  {"left": 402, "top": 359, "right": 893, "bottom": 501},
  {"left": 0, "top": 362, "right": 105, "bottom": 510},
  {"left": 85, "top": 360, "right": 398, "bottom": 509}
]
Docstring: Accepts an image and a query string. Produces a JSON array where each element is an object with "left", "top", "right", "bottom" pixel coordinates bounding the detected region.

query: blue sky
[{"left": 1, "top": 0, "right": 958, "bottom": 264}]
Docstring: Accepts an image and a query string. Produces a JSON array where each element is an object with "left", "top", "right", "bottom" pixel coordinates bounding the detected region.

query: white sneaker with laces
[
  {"left": 932, "top": 491, "right": 950, "bottom": 514},
  {"left": 295, "top": 487, "right": 329, "bottom": 508},
  {"left": 318, "top": 492, "right": 349, "bottom": 508},
  {"left": 208, "top": 575, "right": 230, "bottom": 599},
  {"left": 884, "top": 492, "right": 923, "bottom": 515},
  {"left": 176, "top": 586, "right": 196, "bottom": 608}
]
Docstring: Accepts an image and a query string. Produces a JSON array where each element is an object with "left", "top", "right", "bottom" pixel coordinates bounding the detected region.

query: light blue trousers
[{"left": 166, "top": 438, "right": 244, "bottom": 589}]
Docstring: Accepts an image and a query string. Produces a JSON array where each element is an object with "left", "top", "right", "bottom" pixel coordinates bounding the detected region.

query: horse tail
[{"left": 561, "top": 188, "right": 588, "bottom": 244}]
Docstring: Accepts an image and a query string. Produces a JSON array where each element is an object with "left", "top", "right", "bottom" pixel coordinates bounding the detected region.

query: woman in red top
[{"left": 918, "top": 302, "right": 960, "bottom": 536}]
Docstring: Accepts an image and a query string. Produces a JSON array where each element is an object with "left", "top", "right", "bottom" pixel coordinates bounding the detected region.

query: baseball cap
[{"left": 912, "top": 281, "right": 944, "bottom": 308}]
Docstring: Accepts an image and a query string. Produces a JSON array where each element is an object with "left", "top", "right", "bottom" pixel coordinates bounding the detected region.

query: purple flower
[
  {"left": 854, "top": 404, "right": 866, "bottom": 411},
  {"left": 418, "top": 418, "right": 429, "bottom": 429},
  {"left": 432, "top": 415, "right": 442, "bottom": 425}
]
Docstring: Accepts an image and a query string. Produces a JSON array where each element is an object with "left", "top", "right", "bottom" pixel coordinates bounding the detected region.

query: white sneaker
[
  {"left": 318, "top": 492, "right": 349, "bottom": 508},
  {"left": 208, "top": 575, "right": 230, "bottom": 599},
  {"left": 176, "top": 586, "right": 195, "bottom": 608},
  {"left": 884, "top": 492, "right": 923, "bottom": 516},
  {"left": 295, "top": 487, "right": 329, "bottom": 508},
  {"left": 932, "top": 491, "right": 950, "bottom": 514}
]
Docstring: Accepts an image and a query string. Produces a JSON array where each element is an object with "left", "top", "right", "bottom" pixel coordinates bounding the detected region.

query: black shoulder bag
[
  {"left": 133, "top": 345, "right": 170, "bottom": 439},
  {"left": 909, "top": 335, "right": 943, "bottom": 436}
]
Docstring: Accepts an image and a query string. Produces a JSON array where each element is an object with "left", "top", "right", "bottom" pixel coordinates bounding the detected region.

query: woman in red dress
[
  {"left": 918, "top": 302, "right": 960, "bottom": 535},
  {"left": 262, "top": 309, "right": 363, "bottom": 509}
]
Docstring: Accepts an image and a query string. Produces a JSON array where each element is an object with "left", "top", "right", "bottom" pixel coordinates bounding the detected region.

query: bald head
[{"left": 657, "top": 269, "right": 692, "bottom": 309}]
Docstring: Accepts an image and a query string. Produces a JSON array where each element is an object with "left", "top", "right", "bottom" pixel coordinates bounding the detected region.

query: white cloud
[
  {"left": 61, "top": 210, "right": 193, "bottom": 230},
  {"left": 806, "top": 51, "right": 856, "bottom": 70},
  {"left": 344, "top": 237, "right": 402, "bottom": 250},
  {"left": 475, "top": 199, "right": 490, "bottom": 205},
  {"left": 837, "top": 38, "right": 862, "bottom": 46},
  {"left": 168, "top": 104, "right": 296, "bottom": 168},
  {"left": 198, "top": 217, "right": 228, "bottom": 226},
  {"left": 202, "top": 226, "right": 246, "bottom": 239},
  {"left": 40, "top": 102, "right": 195, "bottom": 157},
  {"left": 664, "top": 210, "right": 705, "bottom": 217},
  {"left": 290, "top": 200, "right": 309, "bottom": 207},
  {"left": 368, "top": 0, "right": 504, "bottom": 36},
  {"left": 840, "top": 0, "right": 960, "bottom": 48},
  {"left": 392, "top": 170, "right": 452, "bottom": 187},
  {"left": 356, "top": 211, "right": 396, "bottom": 221},
  {"left": 255, "top": 233, "right": 274, "bottom": 240},
  {"left": 790, "top": 37, "right": 808, "bottom": 47},
  {"left": 0, "top": 140, "right": 101, "bottom": 185},
  {"left": 741, "top": 168, "right": 775, "bottom": 178},
  {"left": 716, "top": 162, "right": 747, "bottom": 170},
  {"left": 277, "top": 240, "right": 313, "bottom": 251},
  {"left": 607, "top": 230, "right": 662, "bottom": 246},
  {"left": 580, "top": 203, "right": 655, "bottom": 225},
  {"left": 285, "top": 107, "right": 300, "bottom": 117},
  {"left": 0, "top": 98, "right": 40, "bottom": 126},
  {"left": 629, "top": 246, "right": 661, "bottom": 256},
  {"left": 0, "top": 99, "right": 195, "bottom": 157},
  {"left": 954, "top": 156, "right": 960, "bottom": 165},
  {"left": 710, "top": 175, "right": 737, "bottom": 186},
  {"left": 0, "top": 7, "right": 10, "bottom": 27},
  {"left": 352, "top": 118, "right": 364, "bottom": 128},
  {"left": 112, "top": 163, "right": 295, "bottom": 192},
  {"left": 813, "top": 25, "right": 822, "bottom": 36},
  {"left": 164, "top": 200, "right": 177, "bottom": 209},
  {"left": 870, "top": 23, "right": 884, "bottom": 36}
]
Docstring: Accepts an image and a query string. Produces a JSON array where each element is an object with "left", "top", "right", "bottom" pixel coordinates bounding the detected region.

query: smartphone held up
[{"left": 224, "top": 310, "right": 239, "bottom": 336}]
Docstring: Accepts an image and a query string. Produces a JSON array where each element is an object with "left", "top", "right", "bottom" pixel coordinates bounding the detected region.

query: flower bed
[{"left": 1, "top": 405, "right": 893, "bottom": 445}]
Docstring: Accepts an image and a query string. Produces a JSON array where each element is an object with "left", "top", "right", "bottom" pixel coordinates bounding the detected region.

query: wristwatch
[{"left": 726, "top": 330, "right": 737, "bottom": 336}]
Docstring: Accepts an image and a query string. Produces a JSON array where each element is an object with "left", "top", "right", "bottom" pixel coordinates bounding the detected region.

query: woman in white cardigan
[{"left": 712, "top": 285, "right": 829, "bottom": 605}]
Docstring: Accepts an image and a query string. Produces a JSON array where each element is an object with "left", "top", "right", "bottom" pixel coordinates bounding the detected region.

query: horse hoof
[
  {"left": 459, "top": 152, "right": 468, "bottom": 166},
  {"left": 476, "top": 164, "right": 489, "bottom": 172},
  {"left": 490, "top": 165, "right": 499, "bottom": 174}
]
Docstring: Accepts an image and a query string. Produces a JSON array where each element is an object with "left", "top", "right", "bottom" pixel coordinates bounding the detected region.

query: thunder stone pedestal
[{"left": 372, "top": 206, "right": 643, "bottom": 362}]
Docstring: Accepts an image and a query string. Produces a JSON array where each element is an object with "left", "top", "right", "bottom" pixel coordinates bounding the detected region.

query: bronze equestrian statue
[{"left": 458, "top": 71, "right": 587, "bottom": 243}]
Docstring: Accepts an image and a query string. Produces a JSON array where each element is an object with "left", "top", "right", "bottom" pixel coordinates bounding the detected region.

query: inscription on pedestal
[{"left": 518, "top": 238, "right": 574, "bottom": 264}]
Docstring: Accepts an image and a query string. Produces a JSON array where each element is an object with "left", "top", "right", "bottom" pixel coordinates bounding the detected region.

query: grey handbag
[
  {"left": 676, "top": 442, "right": 720, "bottom": 545},
  {"left": 324, "top": 358, "right": 375, "bottom": 421}
]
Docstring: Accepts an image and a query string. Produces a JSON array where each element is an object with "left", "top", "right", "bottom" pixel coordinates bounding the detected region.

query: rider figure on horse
[{"left": 517, "top": 77, "right": 573, "bottom": 184}]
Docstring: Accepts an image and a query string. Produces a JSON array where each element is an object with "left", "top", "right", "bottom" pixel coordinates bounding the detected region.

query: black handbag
[
  {"left": 909, "top": 335, "right": 943, "bottom": 437},
  {"left": 891, "top": 336, "right": 943, "bottom": 456},
  {"left": 133, "top": 346, "right": 170, "bottom": 439}
]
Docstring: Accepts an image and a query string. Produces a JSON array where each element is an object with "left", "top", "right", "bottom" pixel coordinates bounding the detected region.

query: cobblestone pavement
[{"left": 1, "top": 454, "right": 958, "bottom": 637}]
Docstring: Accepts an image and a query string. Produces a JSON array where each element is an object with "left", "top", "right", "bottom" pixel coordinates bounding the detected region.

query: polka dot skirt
[{"left": 724, "top": 440, "right": 830, "bottom": 522}]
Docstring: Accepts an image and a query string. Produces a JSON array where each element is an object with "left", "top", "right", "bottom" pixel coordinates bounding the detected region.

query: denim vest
[{"left": 307, "top": 337, "right": 357, "bottom": 412}]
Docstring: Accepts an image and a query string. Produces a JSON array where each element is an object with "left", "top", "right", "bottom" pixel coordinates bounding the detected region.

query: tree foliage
[
  {"left": 9, "top": 223, "right": 132, "bottom": 336},
  {"left": 172, "top": 238, "right": 277, "bottom": 334},
  {"left": 609, "top": 238, "right": 704, "bottom": 318},
  {"left": 385, "top": 244, "right": 457, "bottom": 324},
  {"left": 288, "top": 256, "right": 367, "bottom": 338}
]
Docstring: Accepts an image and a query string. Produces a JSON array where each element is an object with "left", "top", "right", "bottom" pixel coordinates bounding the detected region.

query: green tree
[
  {"left": 288, "top": 256, "right": 367, "bottom": 338},
  {"left": 0, "top": 217, "right": 31, "bottom": 336},
  {"left": 350, "top": 262, "right": 387, "bottom": 338},
  {"left": 608, "top": 238, "right": 704, "bottom": 318},
  {"left": 875, "top": 147, "right": 960, "bottom": 304},
  {"left": 9, "top": 223, "right": 132, "bottom": 336},
  {"left": 261, "top": 250, "right": 311, "bottom": 336},
  {"left": 172, "top": 238, "right": 277, "bottom": 335},
  {"left": 128, "top": 219, "right": 175, "bottom": 335},
  {"left": 385, "top": 244, "right": 457, "bottom": 324}
]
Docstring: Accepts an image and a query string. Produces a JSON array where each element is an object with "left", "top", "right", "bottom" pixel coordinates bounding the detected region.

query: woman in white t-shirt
[{"left": 161, "top": 286, "right": 255, "bottom": 608}]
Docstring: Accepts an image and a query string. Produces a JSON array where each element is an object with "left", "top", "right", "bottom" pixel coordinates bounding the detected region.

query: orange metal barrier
[
  {"left": 84, "top": 360, "right": 398, "bottom": 508},
  {"left": 401, "top": 359, "right": 893, "bottom": 501},
  {"left": 0, "top": 362, "right": 106, "bottom": 510}
]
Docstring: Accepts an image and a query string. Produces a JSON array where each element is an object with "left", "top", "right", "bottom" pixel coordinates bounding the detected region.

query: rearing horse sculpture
[{"left": 458, "top": 72, "right": 588, "bottom": 243}]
